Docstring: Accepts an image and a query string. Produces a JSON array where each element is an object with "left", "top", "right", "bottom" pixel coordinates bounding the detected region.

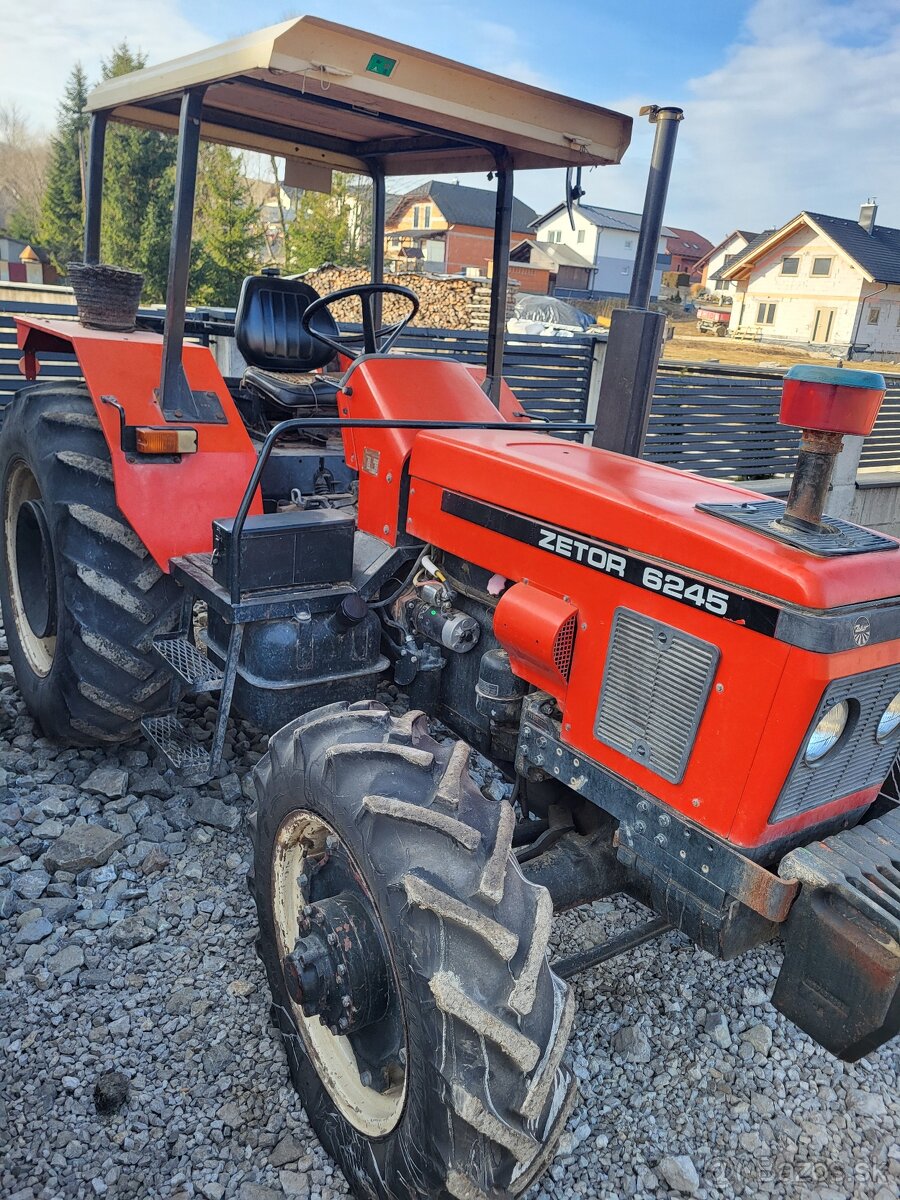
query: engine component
[
  {"left": 493, "top": 583, "right": 578, "bottom": 699},
  {"left": 475, "top": 648, "right": 528, "bottom": 723},
  {"left": 407, "top": 598, "right": 479, "bottom": 652}
]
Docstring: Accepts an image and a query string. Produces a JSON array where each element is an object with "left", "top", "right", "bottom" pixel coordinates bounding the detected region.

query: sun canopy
[{"left": 85, "top": 15, "right": 632, "bottom": 176}]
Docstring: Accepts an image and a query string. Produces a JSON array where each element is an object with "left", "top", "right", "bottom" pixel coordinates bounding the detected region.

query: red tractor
[{"left": 2, "top": 18, "right": 899, "bottom": 1200}]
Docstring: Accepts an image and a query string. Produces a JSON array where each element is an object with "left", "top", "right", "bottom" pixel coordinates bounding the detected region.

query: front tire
[
  {"left": 0, "top": 385, "right": 181, "bottom": 744},
  {"left": 249, "top": 701, "right": 577, "bottom": 1199}
]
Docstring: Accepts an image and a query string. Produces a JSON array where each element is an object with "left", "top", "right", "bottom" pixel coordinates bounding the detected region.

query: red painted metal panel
[
  {"left": 16, "top": 316, "right": 260, "bottom": 569},
  {"left": 402, "top": 430, "right": 900, "bottom": 849}
]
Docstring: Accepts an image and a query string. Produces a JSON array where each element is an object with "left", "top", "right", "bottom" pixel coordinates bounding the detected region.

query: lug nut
[{"left": 360, "top": 1071, "right": 372, "bottom": 1088}]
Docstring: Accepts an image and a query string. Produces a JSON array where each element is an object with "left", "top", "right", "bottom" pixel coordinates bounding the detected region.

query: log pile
[{"left": 300, "top": 266, "right": 516, "bottom": 331}]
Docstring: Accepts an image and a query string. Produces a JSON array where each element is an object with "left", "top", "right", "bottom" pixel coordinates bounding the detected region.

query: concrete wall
[
  {"left": 0, "top": 280, "right": 74, "bottom": 308},
  {"left": 731, "top": 224, "right": 867, "bottom": 349}
]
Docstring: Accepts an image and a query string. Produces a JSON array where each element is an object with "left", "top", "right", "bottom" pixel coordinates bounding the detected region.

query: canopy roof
[{"left": 85, "top": 15, "right": 632, "bottom": 176}]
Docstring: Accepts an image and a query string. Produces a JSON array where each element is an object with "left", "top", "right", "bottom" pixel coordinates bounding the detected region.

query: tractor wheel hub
[{"left": 282, "top": 891, "right": 390, "bottom": 1035}]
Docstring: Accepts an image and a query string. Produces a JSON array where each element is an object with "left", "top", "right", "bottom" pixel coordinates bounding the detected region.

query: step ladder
[{"left": 141, "top": 553, "right": 251, "bottom": 781}]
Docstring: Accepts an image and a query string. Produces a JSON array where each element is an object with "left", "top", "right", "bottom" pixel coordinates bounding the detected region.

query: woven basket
[{"left": 67, "top": 262, "right": 144, "bottom": 331}]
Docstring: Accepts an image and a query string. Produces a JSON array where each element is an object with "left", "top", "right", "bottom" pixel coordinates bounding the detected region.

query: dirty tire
[
  {"left": 0, "top": 384, "right": 180, "bottom": 744},
  {"left": 249, "top": 701, "right": 577, "bottom": 1200}
]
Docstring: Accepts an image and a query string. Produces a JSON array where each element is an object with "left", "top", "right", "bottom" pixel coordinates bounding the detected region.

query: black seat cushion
[
  {"left": 242, "top": 365, "right": 341, "bottom": 413},
  {"left": 235, "top": 275, "right": 338, "bottom": 373}
]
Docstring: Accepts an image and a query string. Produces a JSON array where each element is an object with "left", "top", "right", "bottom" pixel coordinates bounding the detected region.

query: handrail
[{"left": 226, "top": 415, "right": 593, "bottom": 603}]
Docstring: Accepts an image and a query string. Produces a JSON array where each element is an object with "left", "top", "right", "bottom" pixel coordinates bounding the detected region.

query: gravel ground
[{"left": 1, "top": 618, "right": 898, "bottom": 1200}]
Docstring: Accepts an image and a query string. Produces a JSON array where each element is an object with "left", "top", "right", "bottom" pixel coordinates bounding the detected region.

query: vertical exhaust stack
[
  {"left": 591, "top": 106, "right": 683, "bottom": 458},
  {"left": 779, "top": 365, "right": 885, "bottom": 532}
]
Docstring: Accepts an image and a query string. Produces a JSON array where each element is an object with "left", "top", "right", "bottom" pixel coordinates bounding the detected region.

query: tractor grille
[
  {"left": 771, "top": 664, "right": 900, "bottom": 823},
  {"left": 552, "top": 612, "right": 577, "bottom": 679},
  {"left": 594, "top": 609, "right": 719, "bottom": 784}
]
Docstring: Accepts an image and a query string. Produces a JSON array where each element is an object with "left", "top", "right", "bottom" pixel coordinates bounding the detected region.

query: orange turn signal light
[{"left": 135, "top": 427, "right": 198, "bottom": 455}]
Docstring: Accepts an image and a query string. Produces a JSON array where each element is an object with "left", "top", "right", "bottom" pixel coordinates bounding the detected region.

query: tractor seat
[
  {"left": 241, "top": 366, "right": 341, "bottom": 413},
  {"left": 235, "top": 275, "right": 342, "bottom": 412}
]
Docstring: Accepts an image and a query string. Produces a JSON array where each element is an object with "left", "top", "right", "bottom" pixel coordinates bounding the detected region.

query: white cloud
[
  {"left": 672, "top": 0, "right": 900, "bottom": 241},
  {"left": 2, "top": 0, "right": 208, "bottom": 132}
]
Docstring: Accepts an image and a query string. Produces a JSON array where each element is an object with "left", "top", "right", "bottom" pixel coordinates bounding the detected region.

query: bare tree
[{"left": 0, "top": 103, "right": 49, "bottom": 239}]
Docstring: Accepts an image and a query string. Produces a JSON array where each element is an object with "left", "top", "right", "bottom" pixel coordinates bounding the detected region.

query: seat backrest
[{"left": 234, "top": 275, "right": 339, "bottom": 372}]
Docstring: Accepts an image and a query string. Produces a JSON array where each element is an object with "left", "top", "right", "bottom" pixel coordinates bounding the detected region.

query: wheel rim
[
  {"left": 4, "top": 460, "right": 56, "bottom": 676},
  {"left": 272, "top": 811, "right": 407, "bottom": 1136}
]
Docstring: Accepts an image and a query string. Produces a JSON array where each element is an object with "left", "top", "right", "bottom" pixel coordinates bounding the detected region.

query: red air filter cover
[{"left": 780, "top": 364, "right": 885, "bottom": 436}]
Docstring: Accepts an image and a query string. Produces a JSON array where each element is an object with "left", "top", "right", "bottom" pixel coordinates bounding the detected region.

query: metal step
[
  {"left": 151, "top": 634, "right": 223, "bottom": 693},
  {"left": 141, "top": 713, "right": 211, "bottom": 775}
]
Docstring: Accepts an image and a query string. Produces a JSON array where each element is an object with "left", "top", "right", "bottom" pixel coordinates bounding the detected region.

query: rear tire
[
  {"left": 249, "top": 701, "right": 577, "bottom": 1199},
  {"left": 0, "top": 385, "right": 181, "bottom": 744}
]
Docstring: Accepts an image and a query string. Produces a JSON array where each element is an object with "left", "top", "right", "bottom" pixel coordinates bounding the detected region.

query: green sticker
[{"left": 366, "top": 53, "right": 397, "bottom": 77}]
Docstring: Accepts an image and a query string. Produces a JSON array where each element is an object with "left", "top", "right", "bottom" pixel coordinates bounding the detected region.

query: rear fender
[{"left": 15, "top": 316, "right": 260, "bottom": 570}]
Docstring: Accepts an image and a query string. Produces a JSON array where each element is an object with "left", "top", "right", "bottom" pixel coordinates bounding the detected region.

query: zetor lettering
[{"left": 538, "top": 527, "right": 627, "bottom": 576}]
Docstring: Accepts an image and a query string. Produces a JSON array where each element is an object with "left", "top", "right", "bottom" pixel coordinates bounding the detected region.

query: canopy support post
[
  {"left": 83, "top": 113, "right": 107, "bottom": 265},
  {"left": 484, "top": 159, "right": 514, "bottom": 408},
  {"left": 159, "top": 86, "right": 206, "bottom": 419}
]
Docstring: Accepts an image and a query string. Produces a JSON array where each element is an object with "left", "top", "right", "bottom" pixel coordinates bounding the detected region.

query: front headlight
[
  {"left": 805, "top": 700, "right": 849, "bottom": 763},
  {"left": 876, "top": 692, "right": 900, "bottom": 743}
]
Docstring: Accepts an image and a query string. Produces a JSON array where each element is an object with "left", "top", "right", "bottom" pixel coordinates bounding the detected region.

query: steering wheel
[{"left": 300, "top": 284, "right": 419, "bottom": 360}]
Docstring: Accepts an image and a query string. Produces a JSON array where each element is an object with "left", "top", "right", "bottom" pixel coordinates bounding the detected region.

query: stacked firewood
[{"left": 301, "top": 266, "right": 516, "bottom": 330}]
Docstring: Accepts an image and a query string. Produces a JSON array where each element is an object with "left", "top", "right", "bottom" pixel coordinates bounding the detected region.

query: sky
[{"left": 5, "top": 0, "right": 900, "bottom": 245}]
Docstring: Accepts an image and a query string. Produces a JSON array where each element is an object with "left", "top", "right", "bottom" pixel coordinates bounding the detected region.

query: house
[
  {"left": 508, "top": 239, "right": 593, "bottom": 295},
  {"left": 385, "top": 180, "right": 537, "bottom": 276},
  {"left": 529, "top": 203, "right": 672, "bottom": 299},
  {"left": 693, "top": 230, "right": 760, "bottom": 298},
  {"left": 664, "top": 227, "right": 713, "bottom": 280},
  {"left": 0, "top": 236, "right": 57, "bottom": 285},
  {"left": 721, "top": 204, "right": 900, "bottom": 360}
]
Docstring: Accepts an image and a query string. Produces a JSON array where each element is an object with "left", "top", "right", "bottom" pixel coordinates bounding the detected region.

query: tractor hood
[{"left": 409, "top": 429, "right": 900, "bottom": 614}]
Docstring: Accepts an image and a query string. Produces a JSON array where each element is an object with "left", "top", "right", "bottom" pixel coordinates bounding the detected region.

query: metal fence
[
  {"left": 648, "top": 363, "right": 800, "bottom": 479},
  {"left": 3, "top": 298, "right": 899, "bottom": 476},
  {"left": 651, "top": 361, "right": 900, "bottom": 476}
]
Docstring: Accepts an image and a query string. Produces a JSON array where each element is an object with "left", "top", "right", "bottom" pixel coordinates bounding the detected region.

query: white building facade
[
  {"left": 530, "top": 204, "right": 671, "bottom": 299},
  {"left": 722, "top": 208, "right": 900, "bottom": 360},
  {"left": 695, "top": 230, "right": 759, "bottom": 300}
]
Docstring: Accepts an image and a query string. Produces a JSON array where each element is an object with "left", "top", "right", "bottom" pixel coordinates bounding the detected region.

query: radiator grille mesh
[
  {"left": 552, "top": 612, "right": 577, "bottom": 679},
  {"left": 594, "top": 609, "right": 719, "bottom": 784},
  {"left": 771, "top": 664, "right": 900, "bottom": 823}
]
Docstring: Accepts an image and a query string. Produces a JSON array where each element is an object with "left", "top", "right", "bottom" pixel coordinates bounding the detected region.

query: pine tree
[
  {"left": 38, "top": 65, "right": 89, "bottom": 271},
  {"left": 99, "top": 42, "right": 177, "bottom": 299},
  {"left": 191, "top": 144, "right": 263, "bottom": 306},
  {"left": 284, "top": 175, "right": 351, "bottom": 273}
]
